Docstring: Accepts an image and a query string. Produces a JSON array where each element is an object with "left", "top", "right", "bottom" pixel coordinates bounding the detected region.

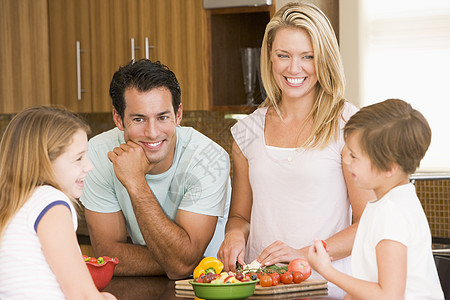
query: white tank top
[{"left": 231, "top": 103, "right": 358, "bottom": 296}]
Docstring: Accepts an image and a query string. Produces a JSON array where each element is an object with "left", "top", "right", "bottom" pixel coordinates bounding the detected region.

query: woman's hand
[
  {"left": 307, "top": 238, "right": 333, "bottom": 276},
  {"left": 218, "top": 230, "right": 247, "bottom": 272},
  {"left": 257, "top": 240, "right": 304, "bottom": 266}
]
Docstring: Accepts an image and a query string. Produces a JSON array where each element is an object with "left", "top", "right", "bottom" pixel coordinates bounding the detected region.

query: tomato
[
  {"left": 260, "top": 275, "right": 273, "bottom": 287},
  {"left": 269, "top": 272, "right": 280, "bottom": 283},
  {"left": 280, "top": 272, "right": 293, "bottom": 284},
  {"left": 89, "top": 257, "right": 97, "bottom": 263},
  {"left": 293, "top": 271, "right": 304, "bottom": 283},
  {"left": 235, "top": 273, "right": 244, "bottom": 281},
  {"left": 287, "top": 258, "right": 311, "bottom": 280},
  {"left": 271, "top": 276, "right": 279, "bottom": 286}
]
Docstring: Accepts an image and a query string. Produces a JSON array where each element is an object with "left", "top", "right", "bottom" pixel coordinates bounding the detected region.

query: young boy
[{"left": 308, "top": 99, "right": 444, "bottom": 299}]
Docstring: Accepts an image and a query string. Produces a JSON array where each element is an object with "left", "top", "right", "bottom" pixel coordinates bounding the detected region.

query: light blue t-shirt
[{"left": 80, "top": 126, "right": 231, "bottom": 257}]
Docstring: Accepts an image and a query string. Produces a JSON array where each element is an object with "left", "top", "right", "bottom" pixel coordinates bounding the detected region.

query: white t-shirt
[
  {"left": 0, "top": 185, "right": 78, "bottom": 299},
  {"left": 231, "top": 102, "right": 358, "bottom": 298},
  {"left": 352, "top": 183, "right": 444, "bottom": 299},
  {"left": 81, "top": 126, "right": 231, "bottom": 257}
]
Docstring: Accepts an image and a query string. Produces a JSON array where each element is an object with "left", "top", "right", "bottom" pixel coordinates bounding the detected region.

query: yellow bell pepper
[{"left": 193, "top": 257, "right": 224, "bottom": 278}]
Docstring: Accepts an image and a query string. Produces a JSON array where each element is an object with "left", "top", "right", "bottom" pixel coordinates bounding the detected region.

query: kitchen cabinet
[
  {"left": 146, "top": 0, "right": 210, "bottom": 111},
  {"left": 48, "top": 0, "right": 209, "bottom": 113},
  {"left": 0, "top": 0, "right": 51, "bottom": 114},
  {"left": 206, "top": 1, "right": 339, "bottom": 110},
  {"left": 48, "top": 0, "right": 139, "bottom": 113},
  {"left": 207, "top": 5, "right": 275, "bottom": 111}
]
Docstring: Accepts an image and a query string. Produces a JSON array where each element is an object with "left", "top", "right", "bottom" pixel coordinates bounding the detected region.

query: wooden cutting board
[
  {"left": 175, "top": 278, "right": 328, "bottom": 297},
  {"left": 175, "top": 289, "right": 328, "bottom": 299}
]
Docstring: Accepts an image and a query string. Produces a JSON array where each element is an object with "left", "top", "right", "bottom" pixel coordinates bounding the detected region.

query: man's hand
[{"left": 107, "top": 141, "right": 153, "bottom": 187}]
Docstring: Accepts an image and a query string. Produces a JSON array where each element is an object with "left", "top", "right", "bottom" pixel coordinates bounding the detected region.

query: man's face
[{"left": 113, "top": 86, "right": 182, "bottom": 174}]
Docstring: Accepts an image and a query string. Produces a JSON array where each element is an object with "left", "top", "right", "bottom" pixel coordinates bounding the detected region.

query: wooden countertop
[{"left": 103, "top": 275, "right": 336, "bottom": 299}]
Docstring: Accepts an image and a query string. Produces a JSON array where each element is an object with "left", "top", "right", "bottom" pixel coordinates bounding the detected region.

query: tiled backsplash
[
  {"left": 1, "top": 111, "right": 449, "bottom": 240},
  {"left": 415, "top": 179, "right": 450, "bottom": 239}
]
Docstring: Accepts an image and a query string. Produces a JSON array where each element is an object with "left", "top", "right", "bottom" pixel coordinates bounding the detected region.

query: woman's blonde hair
[
  {"left": 260, "top": 1, "right": 346, "bottom": 148},
  {"left": 0, "top": 106, "right": 90, "bottom": 242}
]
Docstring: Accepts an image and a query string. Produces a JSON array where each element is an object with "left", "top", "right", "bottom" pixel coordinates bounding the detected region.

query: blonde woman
[
  {"left": 218, "top": 2, "right": 374, "bottom": 296},
  {"left": 0, "top": 106, "right": 115, "bottom": 299}
]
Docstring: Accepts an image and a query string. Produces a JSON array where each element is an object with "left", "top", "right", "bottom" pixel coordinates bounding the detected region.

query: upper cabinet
[
  {"left": 48, "top": 0, "right": 138, "bottom": 112},
  {"left": 48, "top": 0, "right": 209, "bottom": 112},
  {"left": 206, "top": 6, "right": 275, "bottom": 110},
  {"left": 148, "top": 1, "right": 210, "bottom": 111},
  {"left": 0, "top": 0, "right": 51, "bottom": 114}
]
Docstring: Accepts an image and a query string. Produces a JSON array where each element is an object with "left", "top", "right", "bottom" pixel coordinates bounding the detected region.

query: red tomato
[
  {"left": 269, "top": 272, "right": 280, "bottom": 283},
  {"left": 271, "top": 276, "right": 279, "bottom": 286},
  {"left": 260, "top": 275, "right": 273, "bottom": 287},
  {"left": 235, "top": 273, "right": 244, "bottom": 281},
  {"left": 89, "top": 257, "right": 97, "bottom": 263},
  {"left": 280, "top": 272, "right": 293, "bottom": 284},
  {"left": 293, "top": 271, "right": 304, "bottom": 283},
  {"left": 287, "top": 258, "right": 311, "bottom": 280}
]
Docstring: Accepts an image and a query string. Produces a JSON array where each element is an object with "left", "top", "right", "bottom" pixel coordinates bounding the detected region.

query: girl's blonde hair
[
  {"left": 260, "top": 1, "right": 346, "bottom": 148},
  {"left": 0, "top": 106, "right": 90, "bottom": 242}
]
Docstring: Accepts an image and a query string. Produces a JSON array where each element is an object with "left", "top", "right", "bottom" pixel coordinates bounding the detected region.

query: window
[{"left": 344, "top": 0, "right": 450, "bottom": 171}]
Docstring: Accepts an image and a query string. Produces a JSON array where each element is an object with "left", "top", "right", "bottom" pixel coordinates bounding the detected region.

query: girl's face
[
  {"left": 270, "top": 27, "right": 318, "bottom": 103},
  {"left": 51, "top": 129, "right": 93, "bottom": 199}
]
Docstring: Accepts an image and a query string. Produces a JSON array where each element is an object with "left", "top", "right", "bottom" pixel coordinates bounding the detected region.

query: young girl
[
  {"left": 0, "top": 106, "right": 116, "bottom": 299},
  {"left": 308, "top": 99, "right": 444, "bottom": 299}
]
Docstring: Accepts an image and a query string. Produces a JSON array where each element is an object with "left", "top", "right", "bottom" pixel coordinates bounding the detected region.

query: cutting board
[{"left": 175, "top": 278, "right": 328, "bottom": 298}]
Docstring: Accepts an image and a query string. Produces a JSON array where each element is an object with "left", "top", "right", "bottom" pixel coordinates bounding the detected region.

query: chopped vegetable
[{"left": 193, "top": 257, "right": 224, "bottom": 279}]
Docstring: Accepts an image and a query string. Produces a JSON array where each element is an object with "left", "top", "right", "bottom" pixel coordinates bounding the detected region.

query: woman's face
[
  {"left": 51, "top": 129, "right": 93, "bottom": 199},
  {"left": 270, "top": 27, "right": 317, "bottom": 103}
]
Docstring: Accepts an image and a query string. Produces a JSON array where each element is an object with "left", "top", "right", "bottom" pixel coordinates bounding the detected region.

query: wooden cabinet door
[
  {"left": 89, "top": 0, "right": 140, "bottom": 112},
  {"left": 49, "top": 0, "right": 140, "bottom": 113},
  {"left": 48, "top": 0, "right": 92, "bottom": 112},
  {"left": 145, "top": 0, "right": 210, "bottom": 110},
  {"left": 0, "top": 0, "right": 51, "bottom": 114}
]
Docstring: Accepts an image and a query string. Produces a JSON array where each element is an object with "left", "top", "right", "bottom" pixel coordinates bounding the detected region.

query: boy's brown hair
[{"left": 344, "top": 99, "right": 431, "bottom": 174}]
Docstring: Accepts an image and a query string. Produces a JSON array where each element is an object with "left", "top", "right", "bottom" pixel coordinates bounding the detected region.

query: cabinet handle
[
  {"left": 131, "top": 38, "right": 142, "bottom": 62},
  {"left": 76, "top": 41, "right": 82, "bottom": 101},
  {"left": 145, "top": 37, "right": 149, "bottom": 59},
  {"left": 145, "top": 37, "right": 155, "bottom": 60},
  {"left": 131, "top": 38, "right": 135, "bottom": 62}
]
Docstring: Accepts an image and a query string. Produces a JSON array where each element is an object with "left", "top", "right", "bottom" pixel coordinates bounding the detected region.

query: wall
[{"left": 339, "top": 0, "right": 363, "bottom": 108}]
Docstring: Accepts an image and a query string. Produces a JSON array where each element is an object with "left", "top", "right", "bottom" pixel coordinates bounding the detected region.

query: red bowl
[{"left": 85, "top": 257, "right": 119, "bottom": 291}]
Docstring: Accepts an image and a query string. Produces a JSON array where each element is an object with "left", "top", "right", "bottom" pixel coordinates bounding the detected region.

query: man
[{"left": 80, "top": 59, "right": 230, "bottom": 279}]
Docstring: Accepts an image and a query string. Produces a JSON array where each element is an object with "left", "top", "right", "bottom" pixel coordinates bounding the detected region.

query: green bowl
[{"left": 190, "top": 280, "right": 259, "bottom": 300}]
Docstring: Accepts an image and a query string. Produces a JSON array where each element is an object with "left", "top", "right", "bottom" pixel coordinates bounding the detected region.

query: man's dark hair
[{"left": 109, "top": 59, "right": 181, "bottom": 120}]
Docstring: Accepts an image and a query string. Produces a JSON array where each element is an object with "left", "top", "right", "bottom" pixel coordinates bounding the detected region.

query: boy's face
[
  {"left": 343, "top": 132, "right": 384, "bottom": 193},
  {"left": 113, "top": 86, "right": 182, "bottom": 174}
]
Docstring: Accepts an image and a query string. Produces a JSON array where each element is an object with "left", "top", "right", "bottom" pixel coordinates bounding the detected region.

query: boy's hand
[{"left": 307, "top": 238, "right": 333, "bottom": 276}]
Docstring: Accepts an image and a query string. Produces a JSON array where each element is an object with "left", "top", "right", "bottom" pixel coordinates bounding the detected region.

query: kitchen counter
[{"left": 102, "top": 275, "right": 336, "bottom": 299}]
